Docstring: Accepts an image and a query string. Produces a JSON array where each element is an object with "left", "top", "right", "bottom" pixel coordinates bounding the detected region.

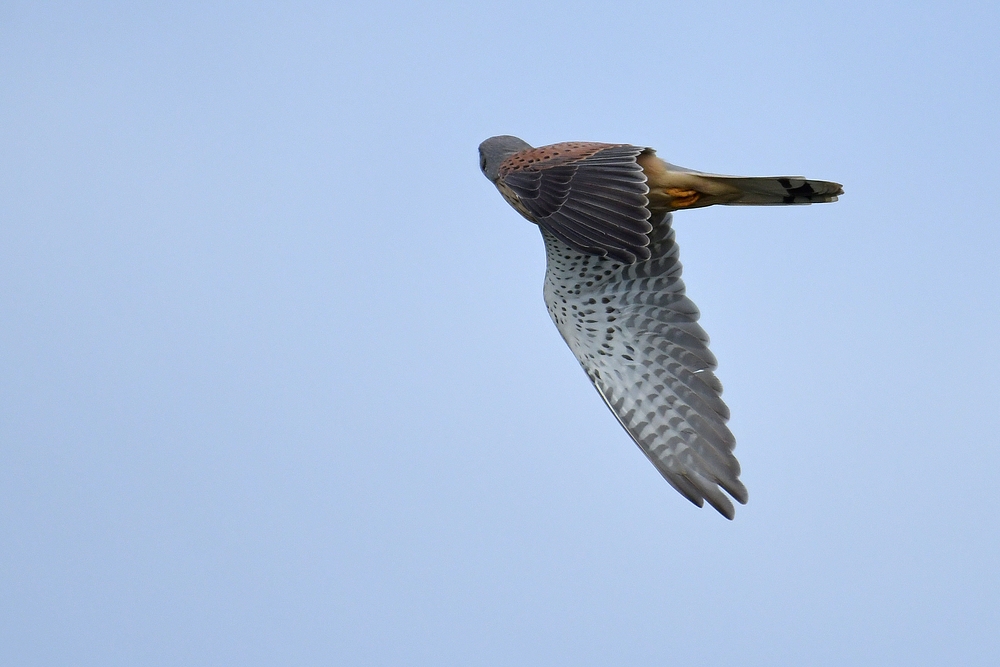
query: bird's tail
[
  {"left": 638, "top": 153, "right": 843, "bottom": 210},
  {"left": 697, "top": 174, "right": 843, "bottom": 205}
]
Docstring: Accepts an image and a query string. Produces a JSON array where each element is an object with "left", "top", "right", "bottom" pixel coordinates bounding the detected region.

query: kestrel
[{"left": 479, "top": 135, "right": 842, "bottom": 519}]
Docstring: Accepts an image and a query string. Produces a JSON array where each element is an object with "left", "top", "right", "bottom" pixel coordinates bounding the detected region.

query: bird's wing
[
  {"left": 541, "top": 213, "right": 747, "bottom": 518},
  {"left": 499, "top": 143, "right": 654, "bottom": 263}
]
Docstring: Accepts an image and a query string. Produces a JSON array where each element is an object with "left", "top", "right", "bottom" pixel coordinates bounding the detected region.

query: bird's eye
[{"left": 480, "top": 155, "right": 487, "bottom": 172}]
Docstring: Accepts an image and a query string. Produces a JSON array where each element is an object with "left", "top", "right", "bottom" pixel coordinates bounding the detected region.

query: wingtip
[
  {"left": 715, "top": 501, "right": 736, "bottom": 520},
  {"left": 703, "top": 488, "right": 737, "bottom": 520},
  {"left": 699, "top": 475, "right": 747, "bottom": 519},
  {"left": 725, "top": 479, "right": 749, "bottom": 506}
]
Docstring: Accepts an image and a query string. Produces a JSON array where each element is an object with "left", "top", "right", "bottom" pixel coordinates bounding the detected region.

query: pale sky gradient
[{"left": 2, "top": 1, "right": 998, "bottom": 665}]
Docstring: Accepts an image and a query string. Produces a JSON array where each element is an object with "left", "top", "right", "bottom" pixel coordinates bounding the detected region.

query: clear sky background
[{"left": 2, "top": 1, "right": 998, "bottom": 665}]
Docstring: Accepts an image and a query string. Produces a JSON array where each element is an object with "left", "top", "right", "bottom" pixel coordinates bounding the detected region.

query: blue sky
[{"left": 2, "top": 1, "right": 998, "bottom": 665}]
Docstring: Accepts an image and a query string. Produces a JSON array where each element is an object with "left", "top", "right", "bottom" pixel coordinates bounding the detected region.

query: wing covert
[{"left": 499, "top": 143, "right": 654, "bottom": 264}]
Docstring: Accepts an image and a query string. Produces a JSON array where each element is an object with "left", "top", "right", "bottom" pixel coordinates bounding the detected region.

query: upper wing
[
  {"left": 541, "top": 213, "right": 747, "bottom": 518},
  {"left": 499, "top": 143, "right": 654, "bottom": 263}
]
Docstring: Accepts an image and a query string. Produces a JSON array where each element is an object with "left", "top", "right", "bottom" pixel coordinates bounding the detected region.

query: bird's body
[{"left": 479, "top": 135, "right": 842, "bottom": 519}]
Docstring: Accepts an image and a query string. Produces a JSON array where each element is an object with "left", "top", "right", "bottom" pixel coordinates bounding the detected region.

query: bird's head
[{"left": 478, "top": 135, "right": 532, "bottom": 183}]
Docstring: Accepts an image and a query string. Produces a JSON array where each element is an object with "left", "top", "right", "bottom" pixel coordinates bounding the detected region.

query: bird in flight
[{"left": 479, "top": 135, "right": 842, "bottom": 519}]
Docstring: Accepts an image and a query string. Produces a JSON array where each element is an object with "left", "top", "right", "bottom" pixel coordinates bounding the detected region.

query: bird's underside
[{"left": 479, "top": 136, "right": 842, "bottom": 518}]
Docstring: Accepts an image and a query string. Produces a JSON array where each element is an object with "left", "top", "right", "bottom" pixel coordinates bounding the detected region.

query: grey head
[{"left": 479, "top": 135, "right": 532, "bottom": 183}]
